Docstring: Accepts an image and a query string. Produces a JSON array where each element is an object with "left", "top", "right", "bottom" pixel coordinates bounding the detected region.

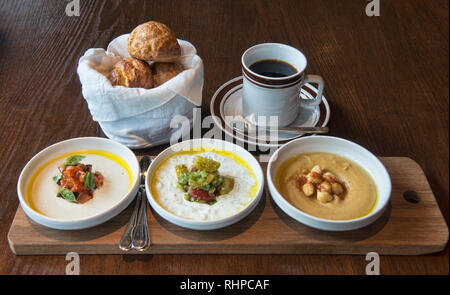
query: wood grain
[
  {"left": 7, "top": 157, "right": 448, "bottom": 256},
  {"left": 0, "top": 0, "right": 448, "bottom": 274}
]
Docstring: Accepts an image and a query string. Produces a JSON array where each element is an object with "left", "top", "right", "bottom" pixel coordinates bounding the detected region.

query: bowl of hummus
[
  {"left": 267, "top": 136, "right": 391, "bottom": 231},
  {"left": 17, "top": 137, "right": 140, "bottom": 230},
  {"left": 146, "top": 138, "right": 264, "bottom": 230}
]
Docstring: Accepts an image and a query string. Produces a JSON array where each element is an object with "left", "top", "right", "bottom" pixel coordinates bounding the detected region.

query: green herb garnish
[
  {"left": 57, "top": 188, "right": 77, "bottom": 202},
  {"left": 65, "top": 155, "right": 85, "bottom": 166},
  {"left": 84, "top": 171, "right": 96, "bottom": 190},
  {"left": 52, "top": 172, "right": 62, "bottom": 184}
]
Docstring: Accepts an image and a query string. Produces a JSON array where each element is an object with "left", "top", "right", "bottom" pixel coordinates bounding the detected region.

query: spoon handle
[
  {"left": 276, "top": 126, "right": 329, "bottom": 134},
  {"left": 118, "top": 192, "right": 141, "bottom": 251},
  {"left": 232, "top": 122, "right": 329, "bottom": 135},
  {"left": 131, "top": 188, "right": 150, "bottom": 251}
]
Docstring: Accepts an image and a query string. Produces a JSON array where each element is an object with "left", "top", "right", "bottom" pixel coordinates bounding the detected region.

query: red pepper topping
[
  {"left": 57, "top": 163, "right": 103, "bottom": 203},
  {"left": 188, "top": 187, "right": 215, "bottom": 203}
]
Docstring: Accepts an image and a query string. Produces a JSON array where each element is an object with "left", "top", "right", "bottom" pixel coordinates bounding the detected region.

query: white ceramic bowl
[
  {"left": 145, "top": 138, "right": 264, "bottom": 230},
  {"left": 17, "top": 137, "right": 140, "bottom": 230},
  {"left": 267, "top": 136, "right": 391, "bottom": 231}
]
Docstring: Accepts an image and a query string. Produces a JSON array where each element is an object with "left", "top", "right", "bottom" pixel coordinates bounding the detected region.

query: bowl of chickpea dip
[{"left": 267, "top": 136, "right": 391, "bottom": 231}]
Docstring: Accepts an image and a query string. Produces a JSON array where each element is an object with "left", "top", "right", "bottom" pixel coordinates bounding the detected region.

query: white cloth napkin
[{"left": 77, "top": 34, "right": 203, "bottom": 148}]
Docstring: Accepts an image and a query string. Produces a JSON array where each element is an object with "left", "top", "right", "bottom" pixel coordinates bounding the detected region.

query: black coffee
[{"left": 249, "top": 59, "right": 297, "bottom": 78}]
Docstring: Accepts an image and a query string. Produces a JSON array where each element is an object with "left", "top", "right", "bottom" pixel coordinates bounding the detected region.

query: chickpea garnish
[
  {"left": 307, "top": 172, "right": 322, "bottom": 184},
  {"left": 322, "top": 172, "right": 337, "bottom": 183},
  {"left": 302, "top": 182, "right": 315, "bottom": 197},
  {"left": 298, "top": 165, "right": 346, "bottom": 203},
  {"left": 311, "top": 165, "right": 322, "bottom": 174},
  {"left": 331, "top": 182, "right": 344, "bottom": 196},
  {"left": 318, "top": 181, "right": 332, "bottom": 193},
  {"left": 317, "top": 191, "right": 333, "bottom": 203}
]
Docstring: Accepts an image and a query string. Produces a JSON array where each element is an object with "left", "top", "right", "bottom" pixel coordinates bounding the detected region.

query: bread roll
[
  {"left": 152, "top": 62, "right": 183, "bottom": 87},
  {"left": 109, "top": 58, "right": 153, "bottom": 89},
  {"left": 128, "top": 21, "right": 181, "bottom": 62}
]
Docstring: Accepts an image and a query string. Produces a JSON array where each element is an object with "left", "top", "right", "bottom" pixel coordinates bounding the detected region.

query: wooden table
[{"left": 0, "top": 0, "right": 448, "bottom": 275}]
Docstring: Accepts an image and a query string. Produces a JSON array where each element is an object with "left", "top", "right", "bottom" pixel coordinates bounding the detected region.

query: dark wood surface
[{"left": 0, "top": 0, "right": 448, "bottom": 274}]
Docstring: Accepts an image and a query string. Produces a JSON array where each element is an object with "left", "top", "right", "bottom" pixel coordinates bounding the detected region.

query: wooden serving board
[{"left": 8, "top": 157, "right": 448, "bottom": 255}]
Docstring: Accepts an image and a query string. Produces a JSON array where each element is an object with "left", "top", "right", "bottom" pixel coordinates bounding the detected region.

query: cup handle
[{"left": 301, "top": 74, "right": 324, "bottom": 106}]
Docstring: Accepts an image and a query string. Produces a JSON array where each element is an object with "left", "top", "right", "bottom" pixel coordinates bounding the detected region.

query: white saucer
[{"left": 211, "top": 76, "right": 330, "bottom": 148}]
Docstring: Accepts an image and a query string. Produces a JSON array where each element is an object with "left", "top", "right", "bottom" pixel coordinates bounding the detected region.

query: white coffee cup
[{"left": 241, "top": 43, "right": 324, "bottom": 127}]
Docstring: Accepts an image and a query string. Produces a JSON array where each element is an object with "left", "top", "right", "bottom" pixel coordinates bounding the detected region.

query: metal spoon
[
  {"left": 232, "top": 120, "right": 329, "bottom": 135},
  {"left": 131, "top": 156, "right": 151, "bottom": 251},
  {"left": 118, "top": 191, "right": 141, "bottom": 251}
]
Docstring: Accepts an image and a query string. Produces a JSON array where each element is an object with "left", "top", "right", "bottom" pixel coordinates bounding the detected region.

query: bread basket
[{"left": 77, "top": 34, "right": 203, "bottom": 149}]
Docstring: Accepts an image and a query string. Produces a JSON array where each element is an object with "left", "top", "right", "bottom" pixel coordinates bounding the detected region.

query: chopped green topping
[
  {"left": 177, "top": 183, "right": 189, "bottom": 192},
  {"left": 175, "top": 164, "right": 189, "bottom": 179},
  {"left": 175, "top": 156, "right": 234, "bottom": 205},
  {"left": 188, "top": 170, "right": 213, "bottom": 187},
  {"left": 65, "top": 155, "right": 85, "bottom": 166}
]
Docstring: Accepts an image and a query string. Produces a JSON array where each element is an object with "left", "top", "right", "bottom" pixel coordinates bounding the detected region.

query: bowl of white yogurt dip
[
  {"left": 146, "top": 138, "right": 264, "bottom": 230},
  {"left": 17, "top": 137, "right": 140, "bottom": 230}
]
